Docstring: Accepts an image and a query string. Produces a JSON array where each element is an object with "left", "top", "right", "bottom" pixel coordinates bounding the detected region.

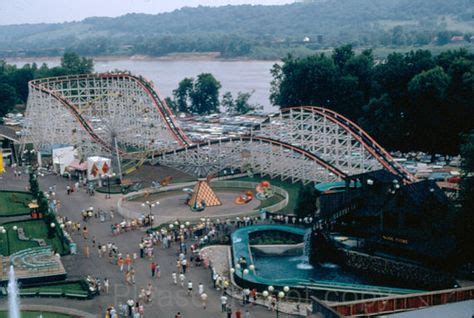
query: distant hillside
[{"left": 0, "top": 0, "right": 472, "bottom": 59}]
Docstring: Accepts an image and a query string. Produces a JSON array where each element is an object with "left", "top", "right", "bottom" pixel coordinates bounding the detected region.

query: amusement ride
[{"left": 21, "top": 72, "right": 415, "bottom": 185}]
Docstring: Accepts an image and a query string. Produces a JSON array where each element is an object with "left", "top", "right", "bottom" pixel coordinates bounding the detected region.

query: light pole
[
  {"left": 276, "top": 291, "right": 285, "bottom": 318},
  {"left": 22, "top": 149, "right": 35, "bottom": 167},
  {"left": 0, "top": 226, "right": 8, "bottom": 255},
  {"left": 102, "top": 172, "right": 116, "bottom": 199},
  {"left": 230, "top": 267, "right": 235, "bottom": 299},
  {"left": 141, "top": 200, "right": 159, "bottom": 230}
]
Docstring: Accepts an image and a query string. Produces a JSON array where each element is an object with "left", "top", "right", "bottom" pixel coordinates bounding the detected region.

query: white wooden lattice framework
[
  {"left": 22, "top": 73, "right": 189, "bottom": 159},
  {"left": 159, "top": 137, "right": 345, "bottom": 184},
  {"left": 22, "top": 73, "right": 415, "bottom": 184},
  {"left": 252, "top": 107, "right": 415, "bottom": 182}
]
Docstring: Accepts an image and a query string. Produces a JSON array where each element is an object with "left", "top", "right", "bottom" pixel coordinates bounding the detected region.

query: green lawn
[
  {"left": 232, "top": 175, "right": 304, "bottom": 213},
  {"left": 0, "top": 220, "right": 69, "bottom": 256},
  {"left": 0, "top": 191, "right": 33, "bottom": 216},
  {"left": 0, "top": 311, "right": 73, "bottom": 318}
]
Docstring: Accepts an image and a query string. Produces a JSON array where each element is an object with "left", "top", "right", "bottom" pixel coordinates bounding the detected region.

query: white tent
[
  {"left": 86, "top": 156, "right": 112, "bottom": 181},
  {"left": 52, "top": 146, "right": 76, "bottom": 174}
]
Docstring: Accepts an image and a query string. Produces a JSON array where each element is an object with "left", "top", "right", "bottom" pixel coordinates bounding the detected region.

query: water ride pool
[{"left": 231, "top": 224, "right": 421, "bottom": 295}]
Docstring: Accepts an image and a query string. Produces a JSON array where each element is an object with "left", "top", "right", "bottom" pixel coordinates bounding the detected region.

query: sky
[{"left": 0, "top": 0, "right": 294, "bottom": 25}]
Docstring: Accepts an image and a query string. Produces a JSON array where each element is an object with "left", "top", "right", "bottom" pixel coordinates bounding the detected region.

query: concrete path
[
  {"left": 0, "top": 166, "right": 295, "bottom": 318},
  {"left": 121, "top": 190, "right": 260, "bottom": 223}
]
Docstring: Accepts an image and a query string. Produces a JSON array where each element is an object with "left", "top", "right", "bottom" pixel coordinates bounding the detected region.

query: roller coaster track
[
  {"left": 24, "top": 73, "right": 415, "bottom": 183},
  {"left": 162, "top": 135, "right": 348, "bottom": 180},
  {"left": 98, "top": 73, "right": 191, "bottom": 147},
  {"left": 28, "top": 73, "right": 190, "bottom": 157},
  {"left": 303, "top": 106, "right": 416, "bottom": 182},
  {"left": 257, "top": 106, "right": 416, "bottom": 183},
  {"left": 30, "top": 82, "right": 120, "bottom": 155}
]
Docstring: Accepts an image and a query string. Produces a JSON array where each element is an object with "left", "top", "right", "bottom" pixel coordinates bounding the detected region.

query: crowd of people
[{"left": 52, "top": 171, "right": 303, "bottom": 318}]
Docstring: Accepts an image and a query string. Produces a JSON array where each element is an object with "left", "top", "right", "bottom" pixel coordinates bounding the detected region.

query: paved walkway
[
  {"left": 0, "top": 167, "right": 296, "bottom": 318},
  {"left": 200, "top": 246, "right": 311, "bottom": 317},
  {"left": 121, "top": 190, "right": 260, "bottom": 224}
]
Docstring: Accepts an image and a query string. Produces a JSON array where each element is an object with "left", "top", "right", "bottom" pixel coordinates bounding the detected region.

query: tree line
[
  {"left": 0, "top": 0, "right": 472, "bottom": 59},
  {"left": 0, "top": 52, "right": 93, "bottom": 119},
  {"left": 270, "top": 45, "right": 473, "bottom": 155}
]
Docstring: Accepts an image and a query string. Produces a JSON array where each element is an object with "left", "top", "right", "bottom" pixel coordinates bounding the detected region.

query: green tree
[
  {"left": 29, "top": 173, "right": 39, "bottom": 199},
  {"left": 235, "top": 91, "right": 257, "bottom": 114},
  {"left": 221, "top": 91, "right": 235, "bottom": 113},
  {"left": 172, "top": 78, "right": 194, "bottom": 113},
  {"left": 359, "top": 94, "right": 403, "bottom": 149},
  {"left": 436, "top": 31, "right": 451, "bottom": 45},
  {"left": 457, "top": 132, "right": 474, "bottom": 264},
  {"left": 37, "top": 191, "right": 50, "bottom": 215},
  {"left": 222, "top": 91, "right": 259, "bottom": 114},
  {"left": 271, "top": 47, "right": 473, "bottom": 154},
  {"left": 43, "top": 212, "right": 57, "bottom": 239},
  {"left": 332, "top": 44, "right": 354, "bottom": 71},
  {"left": 270, "top": 53, "right": 337, "bottom": 108},
  {"left": 0, "top": 83, "right": 17, "bottom": 117},
  {"left": 295, "top": 184, "right": 317, "bottom": 219},
  {"left": 164, "top": 97, "right": 177, "bottom": 112},
  {"left": 60, "top": 51, "right": 94, "bottom": 74},
  {"left": 408, "top": 66, "right": 450, "bottom": 153},
  {"left": 190, "top": 73, "right": 221, "bottom": 115}
]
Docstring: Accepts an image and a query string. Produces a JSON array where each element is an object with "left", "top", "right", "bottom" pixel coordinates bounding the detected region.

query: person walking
[
  {"left": 172, "top": 272, "right": 177, "bottom": 285},
  {"left": 82, "top": 226, "right": 88, "bottom": 240},
  {"left": 245, "top": 309, "right": 251, "bottom": 318},
  {"left": 118, "top": 257, "right": 124, "bottom": 272},
  {"left": 125, "top": 270, "right": 131, "bottom": 285},
  {"left": 200, "top": 292, "right": 208, "bottom": 309},
  {"left": 125, "top": 254, "right": 132, "bottom": 271},
  {"left": 198, "top": 282, "right": 204, "bottom": 295},
  {"left": 103, "top": 278, "right": 109, "bottom": 294},
  {"left": 176, "top": 259, "right": 182, "bottom": 274},
  {"left": 226, "top": 306, "right": 232, "bottom": 318},
  {"left": 187, "top": 280, "right": 193, "bottom": 296},
  {"left": 179, "top": 273, "right": 185, "bottom": 287},
  {"left": 181, "top": 258, "right": 187, "bottom": 274},
  {"left": 220, "top": 294, "right": 228, "bottom": 312},
  {"left": 244, "top": 288, "right": 251, "bottom": 305},
  {"left": 146, "top": 282, "right": 153, "bottom": 303},
  {"left": 251, "top": 288, "right": 257, "bottom": 305},
  {"left": 235, "top": 308, "right": 242, "bottom": 318},
  {"left": 126, "top": 298, "right": 134, "bottom": 317},
  {"left": 130, "top": 267, "right": 136, "bottom": 284},
  {"left": 150, "top": 262, "right": 157, "bottom": 277}
]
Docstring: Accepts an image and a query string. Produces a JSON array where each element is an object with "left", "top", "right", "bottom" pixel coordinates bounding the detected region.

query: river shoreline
[
  {"left": 6, "top": 56, "right": 278, "bottom": 112},
  {"left": 5, "top": 52, "right": 280, "bottom": 63}
]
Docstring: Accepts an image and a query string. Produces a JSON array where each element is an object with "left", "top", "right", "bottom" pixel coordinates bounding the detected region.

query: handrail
[{"left": 330, "top": 285, "right": 474, "bottom": 317}]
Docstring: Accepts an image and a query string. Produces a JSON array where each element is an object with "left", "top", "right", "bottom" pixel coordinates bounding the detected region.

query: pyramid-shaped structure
[{"left": 189, "top": 179, "right": 222, "bottom": 208}]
